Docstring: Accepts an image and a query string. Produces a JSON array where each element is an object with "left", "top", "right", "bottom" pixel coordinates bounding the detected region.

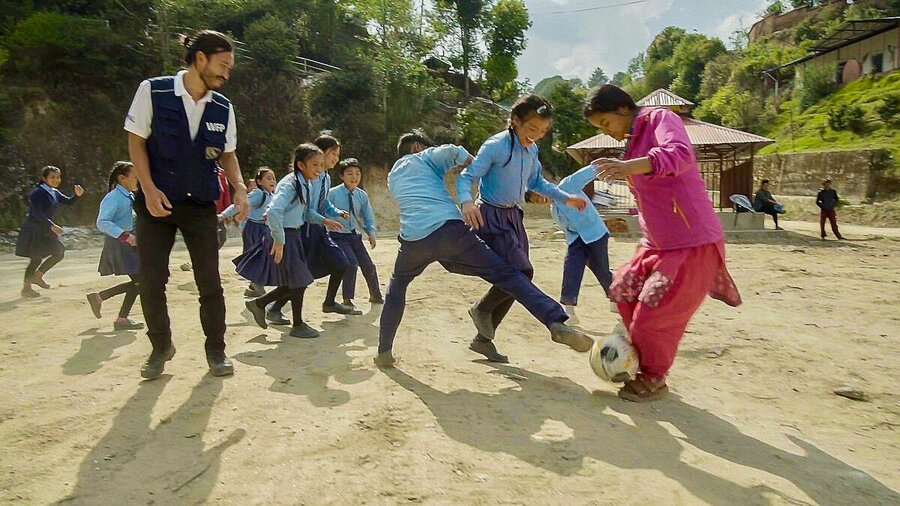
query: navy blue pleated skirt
[
  {"left": 474, "top": 203, "right": 533, "bottom": 274},
  {"left": 240, "top": 220, "right": 268, "bottom": 254},
  {"left": 98, "top": 236, "right": 140, "bottom": 276},
  {"left": 15, "top": 220, "right": 64, "bottom": 259},
  {"left": 234, "top": 228, "right": 313, "bottom": 289},
  {"left": 301, "top": 223, "right": 350, "bottom": 279}
]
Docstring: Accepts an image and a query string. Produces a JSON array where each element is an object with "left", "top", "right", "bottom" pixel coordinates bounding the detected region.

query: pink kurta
[{"left": 610, "top": 107, "right": 741, "bottom": 381}]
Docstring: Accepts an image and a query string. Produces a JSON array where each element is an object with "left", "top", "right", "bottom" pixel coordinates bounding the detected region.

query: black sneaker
[
  {"left": 290, "top": 323, "right": 321, "bottom": 339},
  {"left": 140, "top": 345, "right": 176, "bottom": 380},
  {"left": 114, "top": 318, "right": 144, "bottom": 331},
  {"left": 374, "top": 350, "right": 398, "bottom": 368},
  {"left": 245, "top": 300, "right": 268, "bottom": 329},
  {"left": 207, "top": 351, "right": 234, "bottom": 377},
  {"left": 322, "top": 302, "right": 362, "bottom": 315},
  {"left": 244, "top": 283, "right": 267, "bottom": 298},
  {"left": 467, "top": 306, "right": 495, "bottom": 339},
  {"left": 86, "top": 293, "right": 103, "bottom": 319},
  {"left": 549, "top": 322, "right": 593, "bottom": 352},
  {"left": 469, "top": 336, "right": 509, "bottom": 363},
  {"left": 266, "top": 310, "right": 291, "bottom": 326}
]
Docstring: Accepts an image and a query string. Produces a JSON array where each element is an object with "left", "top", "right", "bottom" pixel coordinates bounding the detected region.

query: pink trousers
[{"left": 611, "top": 241, "right": 741, "bottom": 381}]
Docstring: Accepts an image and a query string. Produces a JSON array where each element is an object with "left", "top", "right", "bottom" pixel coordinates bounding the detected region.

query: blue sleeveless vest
[{"left": 146, "top": 76, "right": 231, "bottom": 204}]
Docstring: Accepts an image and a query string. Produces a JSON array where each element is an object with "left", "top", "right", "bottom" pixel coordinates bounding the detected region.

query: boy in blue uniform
[
  {"left": 328, "top": 158, "right": 383, "bottom": 308},
  {"left": 376, "top": 131, "right": 593, "bottom": 367},
  {"left": 550, "top": 165, "right": 612, "bottom": 321}
]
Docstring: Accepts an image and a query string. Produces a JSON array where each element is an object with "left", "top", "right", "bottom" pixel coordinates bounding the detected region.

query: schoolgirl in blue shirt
[
  {"left": 328, "top": 158, "right": 383, "bottom": 308},
  {"left": 16, "top": 166, "right": 84, "bottom": 297},
  {"left": 456, "top": 95, "right": 586, "bottom": 356},
  {"left": 550, "top": 165, "right": 613, "bottom": 322},
  {"left": 266, "top": 134, "right": 357, "bottom": 324},
  {"left": 223, "top": 167, "right": 276, "bottom": 298},
  {"left": 236, "top": 143, "right": 324, "bottom": 339},
  {"left": 85, "top": 162, "right": 144, "bottom": 330}
]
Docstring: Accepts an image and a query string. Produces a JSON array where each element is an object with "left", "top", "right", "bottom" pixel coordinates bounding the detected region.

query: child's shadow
[
  {"left": 385, "top": 364, "right": 899, "bottom": 506},
  {"left": 63, "top": 328, "right": 138, "bottom": 375},
  {"left": 234, "top": 306, "right": 381, "bottom": 408}
]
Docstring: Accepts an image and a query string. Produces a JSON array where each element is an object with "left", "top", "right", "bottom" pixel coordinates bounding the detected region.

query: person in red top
[{"left": 215, "top": 165, "right": 233, "bottom": 249}]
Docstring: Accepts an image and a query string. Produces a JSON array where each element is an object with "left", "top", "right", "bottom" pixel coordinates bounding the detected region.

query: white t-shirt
[{"left": 124, "top": 70, "right": 237, "bottom": 152}]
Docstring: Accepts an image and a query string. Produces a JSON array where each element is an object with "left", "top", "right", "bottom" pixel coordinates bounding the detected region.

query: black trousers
[
  {"left": 135, "top": 194, "right": 226, "bottom": 354},
  {"left": 99, "top": 273, "right": 142, "bottom": 319}
]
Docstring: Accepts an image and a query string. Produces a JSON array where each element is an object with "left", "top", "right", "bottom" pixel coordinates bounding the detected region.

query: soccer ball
[{"left": 589, "top": 324, "right": 639, "bottom": 383}]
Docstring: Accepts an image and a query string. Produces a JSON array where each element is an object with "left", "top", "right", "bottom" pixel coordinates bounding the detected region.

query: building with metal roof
[{"left": 567, "top": 89, "right": 774, "bottom": 211}]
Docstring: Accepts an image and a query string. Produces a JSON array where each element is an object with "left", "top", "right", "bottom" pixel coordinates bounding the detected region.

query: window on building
[{"left": 872, "top": 53, "right": 884, "bottom": 74}]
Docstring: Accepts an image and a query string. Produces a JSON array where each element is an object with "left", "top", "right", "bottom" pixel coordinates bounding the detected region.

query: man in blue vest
[{"left": 125, "top": 30, "right": 249, "bottom": 379}]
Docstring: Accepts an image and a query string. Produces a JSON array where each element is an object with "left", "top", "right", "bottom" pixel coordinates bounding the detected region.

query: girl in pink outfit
[{"left": 583, "top": 85, "right": 741, "bottom": 402}]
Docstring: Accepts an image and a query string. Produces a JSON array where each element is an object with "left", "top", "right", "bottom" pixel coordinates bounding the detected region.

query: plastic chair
[{"left": 729, "top": 194, "right": 755, "bottom": 227}]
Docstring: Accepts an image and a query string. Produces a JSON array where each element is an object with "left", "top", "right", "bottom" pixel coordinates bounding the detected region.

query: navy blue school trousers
[
  {"left": 560, "top": 235, "right": 612, "bottom": 305},
  {"left": 378, "top": 220, "right": 567, "bottom": 353}
]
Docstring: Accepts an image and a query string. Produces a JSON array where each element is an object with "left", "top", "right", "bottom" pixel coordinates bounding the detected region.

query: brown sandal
[{"left": 618, "top": 380, "right": 669, "bottom": 403}]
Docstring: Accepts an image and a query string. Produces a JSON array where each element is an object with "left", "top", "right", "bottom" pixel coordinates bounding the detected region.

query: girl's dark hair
[
  {"left": 583, "top": 84, "right": 638, "bottom": 117},
  {"left": 397, "top": 130, "right": 434, "bottom": 156},
  {"left": 254, "top": 166, "right": 274, "bottom": 185},
  {"left": 184, "top": 30, "right": 233, "bottom": 65},
  {"left": 107, "top": 161, "right": 134, "bottom": 192},
  {"left": 509, "top": 94, "right": 553, "bottom": 125},
  {"left": 314, "top": 134, "right": 341, "bottom": 153},
  {"left": 39, "top": 165, "right": 61, "bottom": 182},
  {"left": 339, "top": 158, "right": 361, "bottom": 175},
  {"left": 292, "top": 143, "right": 324, "bottom": 171},
  {"left": 761, "top": 179, "right": 770, "bottom": 185}
]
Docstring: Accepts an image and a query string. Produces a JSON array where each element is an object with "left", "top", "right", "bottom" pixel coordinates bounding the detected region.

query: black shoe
[
  {"left": 374, "top": 350, "right": 398, "bottom": 368},
  {"left": 266, "top": 310, "right": 291, "bottom": 326},
  {"left": 140, "top": 345, "right": 176, "bottom": 380},
  {"left": 244, "top": 283, "right": 267, "bottom": 298},
  {"left": 322, "top": 302, "right": 363, "bottom": 315},
  {"left": 245, "top": 300, "right": 268, "bottom": 329},
  {"left": 369, "top": 295, "right": 385, "bottom": 305},
  {"left": 86, "top": 293, "right": 102, "bottom": 319},
  {"left": 469, "top": 336, "right": 509, "bottom": 363},
  {"left": 207, "top": 352, "right": 234, "bottom": 377},
  {"left": 290, "top": 323, "right": 321, "bottom": 338},
  {"left": 114, "top": 318, "right": 144, "bottom": 331},
  {"left": 467, "top": 306, "right": 495, "bottom": 339},
  {"left": 549, "top": 322, "right": 593, "bottom": 352}
]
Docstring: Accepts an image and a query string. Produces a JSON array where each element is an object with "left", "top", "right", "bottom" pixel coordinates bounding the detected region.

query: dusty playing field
[{"left": 0, "top": 216, "right": 898, "bottom": 505}]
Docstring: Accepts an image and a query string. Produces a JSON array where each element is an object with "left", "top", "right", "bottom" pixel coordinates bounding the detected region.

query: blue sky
[{"left": 517, "top": 0, "right": 770, "bottom": 83}]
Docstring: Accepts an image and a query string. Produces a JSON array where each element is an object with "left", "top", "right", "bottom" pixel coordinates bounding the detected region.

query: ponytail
[{"left": 107, "top": 161, "right": 133, "bottom": 192}]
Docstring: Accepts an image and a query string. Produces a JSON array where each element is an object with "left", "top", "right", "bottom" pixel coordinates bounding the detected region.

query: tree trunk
[{"left": 462, "top": 26, "right": 470, "bottom": 100}]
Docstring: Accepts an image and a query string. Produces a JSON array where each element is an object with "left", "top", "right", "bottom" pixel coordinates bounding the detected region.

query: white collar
[
  {"left": 39, "top": 183, "right": 55, "bottom": 194},
  {"left": 174, "top": 70, "right": 213, "bottom": 104},
  {"left": 115, "top": 184, "right": 134, "bottom": 199}
]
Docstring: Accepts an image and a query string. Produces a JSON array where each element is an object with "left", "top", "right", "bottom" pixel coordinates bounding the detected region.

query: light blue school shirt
[
  {"left": 307, "top": 172, "right": 343, "bottom": 224},
  {"left": 388, "top": 144, "right": 471, "bottom": 241},
  {"left": 221, "top": 188, "right": 271, "bottom": 223},
  {"left": 456, "top": 129, "right": 569, "bottom": 207},
  {"left": 328, "top": 183, "right": 377, "bottom": 237},
  {"left": 550, "top": 165, "right": 610, "bottom": 245},
  {"left": 266, "top": 172, "right": 319, "bottom": 244},
  {"left": 96, "top": 184, "right": 135, "bottom": 238}
]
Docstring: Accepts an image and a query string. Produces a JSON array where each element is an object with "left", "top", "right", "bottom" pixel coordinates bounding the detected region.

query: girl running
[
  {"left": 456, "top": 95, "right": 586, "bottom": 360},
  {"left": 236, "top": 143, "right": 323, "bottom": 338},
  {"left": 223, "top": 167, "right": 277, "bottom": 297},
  {"left": 16, "top": 166, "right": 84, "bottom": 297},
  {"left": 582, "top": 84, "right": 742, "bottom": 402},
  {"left": 86, "top": 161, "right": 144, "bottom": 330}
]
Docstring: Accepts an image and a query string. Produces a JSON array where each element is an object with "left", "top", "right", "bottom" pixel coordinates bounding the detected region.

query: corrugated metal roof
[
  {"left": 636, "top": 89, "right": 694, "bottom": 107},
  {"left": 567, "top": 116, "right": 774, "bottom": 153}
]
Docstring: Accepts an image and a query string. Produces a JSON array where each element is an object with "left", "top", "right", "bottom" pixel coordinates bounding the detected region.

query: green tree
[
  {"left": 483, "top": 0, "right": 531, "bottom": 102},
  {"left": 432, "top": 0, "right": 488, "bottom": 99},
  {"left": 610, "top": 71, "right": 627, "bottom": 87},
  {"left": 669, "top": 34, "right": 726, "bottom": 102},
  {"left": 540, "top": 81, "right": 596, "bottom": 176},
  {"left": 626, "top": 53, "right": 645, "bottom": 81},
  {"left": 798, "top": 63, "right": 836, "bottom": 109},
  {"left": 587, "top": 67, "right": 608, "bottom": 87},
  {"left": 646, "top": 26, "right": 686, "bottom": 63}
]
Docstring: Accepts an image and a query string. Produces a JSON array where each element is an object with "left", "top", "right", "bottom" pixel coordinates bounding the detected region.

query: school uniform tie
[{"left": 348, "top": 190, "right": 356, "bottom": 232}]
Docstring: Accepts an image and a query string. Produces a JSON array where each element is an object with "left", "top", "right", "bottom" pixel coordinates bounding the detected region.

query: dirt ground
[{"left": 0, "top": 215, "right": 898, "bottom": 505}]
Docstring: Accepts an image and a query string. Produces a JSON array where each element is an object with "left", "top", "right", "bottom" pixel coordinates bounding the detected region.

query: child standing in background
[
  {"left": 550, "top": 164, "right": 612, "bottom": 323},
  {"left": 328, "top": 158, "right": 383, "bottom": 309},
  {"left": 16, "top": 166, "right": 85, "bottom": 297},
  {"left": 86, "top": 161, "right": 144, "bottom": 330},
  {"left": 583, "top": 84, "right": 742, "bottom": 402}
]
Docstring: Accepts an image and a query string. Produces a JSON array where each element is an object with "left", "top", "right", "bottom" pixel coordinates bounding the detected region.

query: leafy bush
[
  {"left": 827, "top": 104, "right": 866, "bottom": 133},
  {"left": 878, "top": 94, "right": 900, "bottom": 126},
  {"left": 798, "top": 63, "right": 835, "bottom": 109}
]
